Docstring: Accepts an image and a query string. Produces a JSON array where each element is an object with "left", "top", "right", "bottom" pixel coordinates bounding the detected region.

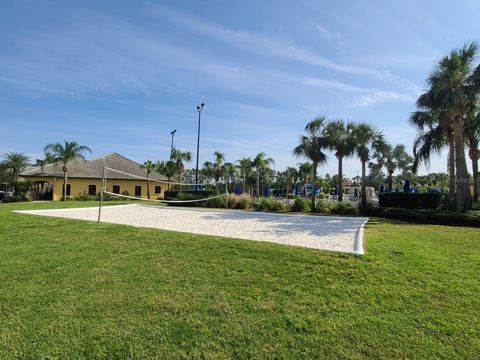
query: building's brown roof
[{"left": 20, "top": 153, "right": 167, "bottom": 181}]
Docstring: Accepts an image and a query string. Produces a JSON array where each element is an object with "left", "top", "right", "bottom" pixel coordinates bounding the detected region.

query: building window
[
  {"left": 88, "top": 184, "right": 96, "bottom": 195},
  {"left": 112, "top": 185, "right": 120, "bottom": 194},
  {"left": 135, "top": 186, "right": 142, "bottom": 197},
  {"left": 63, "top": 184, "right": 71, "bottom": 196},
  {"left": 155, "top": 185, "right": 161, "bottom": 194}
]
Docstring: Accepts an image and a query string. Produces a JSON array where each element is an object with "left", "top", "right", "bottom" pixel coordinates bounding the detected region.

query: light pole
[
  {"left": 170, "top": 129, "right": 177, "bottom": 161},
  {"left": 195, "top": 103, "right": 205, "bottom": 190}
]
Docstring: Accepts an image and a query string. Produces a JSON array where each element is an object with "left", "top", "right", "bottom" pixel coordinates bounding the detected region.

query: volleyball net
[{"left": 101, "top": 166, "right": 228, "bottom": 204}]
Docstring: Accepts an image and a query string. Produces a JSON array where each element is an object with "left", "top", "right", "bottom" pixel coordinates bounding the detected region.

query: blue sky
[{"left": 1, "top": 0, "right": 479, "bottom": 177}]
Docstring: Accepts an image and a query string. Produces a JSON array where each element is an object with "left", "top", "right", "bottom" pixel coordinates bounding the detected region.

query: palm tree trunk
[
  {"left": 388, "top": 169, "right": 393, "bottom": 191},
  {"left": 286, "top": 184, "right": 289, "bottom": 205},
  {"left": 470, "top": 149, "right": 479, "bottom": 203},
  {"left": 453, "top": 118, "right": 472, "bottom": 211},
  {"left": 243, "top": 173, "right": 246, "bottom": 194},
  {"left": 448, "top": 133, "right": 456, "bottom": 204},
  {"left": 338, "top": 156, "right": 343, "bottom": 202},
  {"left": 361, "top": 160, "right": 367, "bottom": 210},
  {"left": 256, "top": 171, "right": 260, "bottom": 198},
  {"left": 311, "top": 161, "right": 317, "bottom": 212},
  {"left": 147, "top": 173, "right": 151, "bottom": 199},
  {"left": 63, "top": 171, "right": 68, "bottom": 201}
]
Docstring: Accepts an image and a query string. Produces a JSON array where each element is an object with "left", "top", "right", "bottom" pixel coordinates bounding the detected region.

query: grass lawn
[{"left": 0, "top": 201, "right": 479, "bottom": 359}]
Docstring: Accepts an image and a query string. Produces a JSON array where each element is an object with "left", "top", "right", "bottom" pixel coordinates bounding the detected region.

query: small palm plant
[
  {"left": 1, "top": 152, "right": 30, "bottom": 182},
  {"left": 44, "top": 141, "right": 91, "bottom": 201},
  {"left": 293, "top": 116, "right": 328, "bottom": 211}
]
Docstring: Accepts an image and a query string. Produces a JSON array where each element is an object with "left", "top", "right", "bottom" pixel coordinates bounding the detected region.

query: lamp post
[
  {"left": 170, "top": 129, "right": 177, "bottom": 161},
  {"left": 195, "top": 103, "right": 205, "bottom": 190}
]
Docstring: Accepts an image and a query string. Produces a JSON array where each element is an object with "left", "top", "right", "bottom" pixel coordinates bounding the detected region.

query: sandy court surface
[{"left": 15, "top": 204, "right": 368, "bottom": 254}]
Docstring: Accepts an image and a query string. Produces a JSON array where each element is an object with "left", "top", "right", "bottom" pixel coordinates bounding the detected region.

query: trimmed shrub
[
  {"left": 330, "top": 202, "right": 358, "bottom": 216},
  {"left": 379, "top": 192, "right": 442, "bottom": 210},
  {"left": 365, "top": 207, "right": 480, "bottom": 227},
  {"left": 74, "top": 192, "right": 96, "bottom": 201},
  {"left": 1, "top": 195, "right": 28, "bottom": 203},
  {"left": 255, "top": 197, "right": 276, "bottom": 212},
  {"left": 290, "top": 197, "right": 310, "bottom": 213}
]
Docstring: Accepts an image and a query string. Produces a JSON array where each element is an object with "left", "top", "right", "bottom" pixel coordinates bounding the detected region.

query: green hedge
[
  {"left": 366, "top": 207, "right": 480, "bottom": 228},
  {"left": 379, "top": 192, "right": 442, "bottom": 209},
  {"left": 164, "top": 190, "right": 215, "bottom": 199}
]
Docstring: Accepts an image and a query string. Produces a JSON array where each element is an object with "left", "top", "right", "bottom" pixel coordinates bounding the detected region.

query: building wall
[{"left": 23, "top": 176, "right": 167, "bottom": 201}]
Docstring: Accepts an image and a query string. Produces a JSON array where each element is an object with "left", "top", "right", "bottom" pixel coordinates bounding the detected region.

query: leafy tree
[
  {"left": 43, "top": 141, "right": 91, "bottom": 200},
  {"left": 293, "top": 116, "right": 329, "bottom": 211},
  {"left": 297, "top": 162, "right": 312, "bottom": 192},
  {"left": 323, "top": 120, "right": 356, "bottom": 201},
  {"left": 35, "top": 152, "right": 56, "bottom": 173},
  {"left": 0, "top": 152, "right": 30, "bottom": 182}
]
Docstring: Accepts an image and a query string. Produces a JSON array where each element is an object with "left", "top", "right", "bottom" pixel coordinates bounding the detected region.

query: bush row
[
  {"left": 166, "top": 193, "right": 359, "bottom": 215},
  {"left": 379, "top": 192, "right": 442, "bottom": 209},
  {"left": 366, "top": 207, "right": 480, "bottom": 228}
]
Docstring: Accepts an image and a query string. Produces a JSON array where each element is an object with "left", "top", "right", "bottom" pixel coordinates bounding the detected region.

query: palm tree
[
  {"left": 213, "top": 151, "right": 225, "bottom": 194},
  {"left": 141, "top": 160, "right": 156, "bottom": 199},
  {"left": 236, "top": 158, "right": 252, "bottom": 194},
  {"left": 430, "top": 42, "right": 478, "bottom": 211},
  {"left": 372, "top": 144, "right": 413, "bottom": 191},
  {"left": 221, "top": 162, "right": 236, "bottom": 192},
  {"left": 156, "top": 160, "right": 176, "bottom": 190},
  {"left": 293, "top": 117, "right": 329, "bottom": 211},
  {"left": 354, "top": 123, "right": 385, "bottom": 210},
  {"left": 1, "top": 152, "right": 30, "bottom": 182},
  {"left": 35, "top": 152, "right": 55, "bottom": 173},
  {"left": 44, "top": 141, "right": 91, "bottom": 201},
  {"left": 171, "top": 148, "right": 192, "bottom": 184},
  {"left": 323, "top": 120, "right": 356, "bottom": 201},
  {"left": 465, "top": 111, "right": 480, "bottom": 202},
  {"left": 297, "top": 162, "right": 312, "bottom": 195},
  {"left": 283, "top": 166, "right": 298, "bottom": 205},
  {"left": 252, "top": 152, "right": 274, "bottom": 198}
]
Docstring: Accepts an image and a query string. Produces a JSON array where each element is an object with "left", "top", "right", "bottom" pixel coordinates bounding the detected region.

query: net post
[
  {"left": 98, "top": 165, "right": 106, "bottom": 223},
  {"left": 225, "top": 182, "right": 228, "bottom": 209}
]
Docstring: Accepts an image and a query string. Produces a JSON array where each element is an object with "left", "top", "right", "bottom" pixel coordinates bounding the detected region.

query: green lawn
[{"left": 0, "top": 201, "right": 479, "bottom": 359}]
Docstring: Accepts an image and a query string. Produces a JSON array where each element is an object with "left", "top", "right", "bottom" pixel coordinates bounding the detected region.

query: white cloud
[
  {"left": 314, "top": 23, "right": 331, "bottom": 38},
  {"left": 352, "top": 91, "right": 415, "bottom": 108}
]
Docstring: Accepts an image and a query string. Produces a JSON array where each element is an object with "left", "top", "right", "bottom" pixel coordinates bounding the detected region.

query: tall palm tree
[
  {"left": 431, "top": 42, "right": 478, "bottom": 211},
  {"left": 236, "top": 157, "right": 252, "bottom": 194},
  {"left": 141, "top": 160, "right": 156, "bottom": 199},
  {"left": 213, "top": 151, "right": 225, "bottom": 194},
  {"left": 43, "top": 141, "right": 91, "bottom": 200},
  {"left": 156, "top": 159, "right": 176, "bottom": 190},
  {"left": 283, "top": 166, "right": 298, "bottom": 205},
  {"left": 323, "top": 120, "right": 356, "bottom": 201},
  {"left": 252, "top": 152, "right": 274, "bottom": 198},
  {"left": 293, "top": 117, "right": 329, "bottom": 211},
  {"left": 465, "top": 110, "right": 480, "bottom": 202},
  {"left": 354, "top": 123, "right": 385, "bottom": 210},
  {"left": 372, "top": 144, "right": 413, "bottom": 191},
  {"left": 1, "top": 152, "right": 30, "bottom": 182}
]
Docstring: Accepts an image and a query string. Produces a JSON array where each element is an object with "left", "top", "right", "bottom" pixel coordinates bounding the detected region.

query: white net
[{"left": 101, "top": 166, "right": 228, "bottom": 204}]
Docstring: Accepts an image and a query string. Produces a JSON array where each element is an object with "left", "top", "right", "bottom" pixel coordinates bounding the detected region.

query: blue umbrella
[
  {"left": 333, "top": 185, "right": 338, "bottom": 196},
  {"left": 235, "top": 185, "right": 241, "bottom": 195},
  {"left": 380, "top": 184, "right": 384, "bottom": 193},
  {"left": 263, "top": 186, "right": 270, "bottom": 197},
  {"left": 354, "top": 188, "right": 358, "bottom": 196},
  {"left": 403, "top": 180, "right": 410, "bottom": 193}
]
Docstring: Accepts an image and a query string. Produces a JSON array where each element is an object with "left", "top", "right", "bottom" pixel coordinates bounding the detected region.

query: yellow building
[{"left": 20, "top": 153, "right": 168, "bottom": 201}]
